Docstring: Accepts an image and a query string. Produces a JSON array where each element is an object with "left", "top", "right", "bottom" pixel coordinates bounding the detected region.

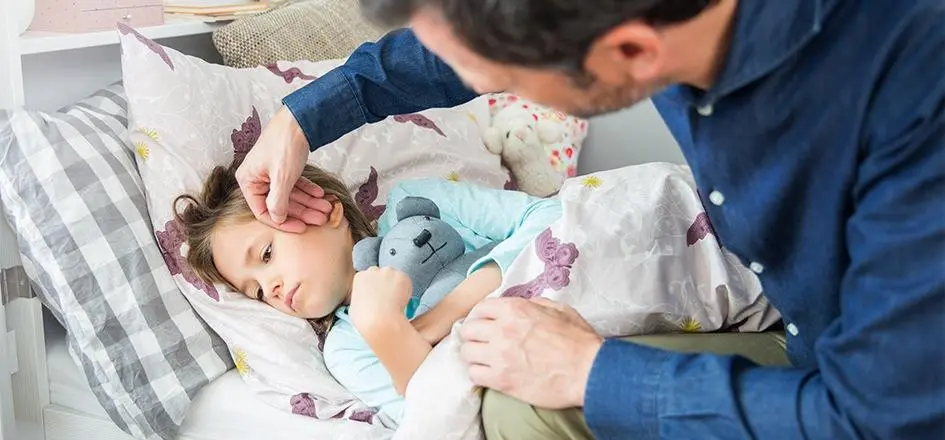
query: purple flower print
[
  {"left": 502, "top": 279, "right": 544, "bottom": 299},
  {"left": 155, "top": 220, "right": 219, "bottom": 300},
  {"left": 290, "top": 393, "right": 317, "bottom": 418},
  {"left": 347, "top": 408, "right": 377, "bottom": 424},
  {"left": 551, "top": 243, "right": 579, "bottom": 267},
  {"left": 686, "top": 212, "right": 716, "bottom": 246},
  {"left": 543, "top": 266, "right": 572, "bottom": 290},
  {"left": 231, "top": 107, "right": 261, "bottom": 167},
  {"left": 393, "top": 114, "right": 446, "bottom": 137},
  {"left": 117, "top": 23, "right": 174, "bottom": 70},
  {"left": 535, "top": 228, "right": 563, "bottom": 263},
  {"left": 502, "top": 228, "right": 579, "bottom": 299},
  {"left": 265, "top": 63, "right": 317, "bottom": 83},
  {"left": 355, "top": 167, "right": 387, "bottom": 223}
]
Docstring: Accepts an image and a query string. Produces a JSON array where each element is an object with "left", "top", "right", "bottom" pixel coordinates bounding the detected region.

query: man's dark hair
[{"left": 360, "top": 0, "right": 719, "bottom": 72}]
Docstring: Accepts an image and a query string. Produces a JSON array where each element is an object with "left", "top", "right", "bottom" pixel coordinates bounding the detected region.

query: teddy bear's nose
[{"left": 413, "top": 229, "right": 432, "bottom": 247}]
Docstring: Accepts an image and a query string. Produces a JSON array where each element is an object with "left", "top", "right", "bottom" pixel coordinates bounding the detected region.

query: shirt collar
[{"left": 675, "top": 0, "right": 834, "bottom": 106}]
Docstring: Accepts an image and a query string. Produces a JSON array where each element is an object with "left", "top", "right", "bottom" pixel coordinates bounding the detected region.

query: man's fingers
[
  {"left": 294, "top": 177, "right": 325, "bottom": 199},
  {"left": 285, "top": 201, "right": 329, "bottom": 227},
  {"left": 266, "top": 182, "right": 290, "bottom": 224},
  {"left": 467, "top": 297, "right": 519, "bottom": 321},
  {"left": 459, "top": 341, "right": 492, "bottom": 366},
  {"left": 256, "top": 211, "right": 307, "bottom": 234},
  {"left": 459, "top": 319, "right": 498, "bottom": 343},
  {"left": 239, "top": 179, "right": 270, "bottom": 219},
  {"left": 289, "top": 187, "right": 333, "bottom": 214},
  {"left": 467, "top": 364, "right": 496, "bottom": 389}
]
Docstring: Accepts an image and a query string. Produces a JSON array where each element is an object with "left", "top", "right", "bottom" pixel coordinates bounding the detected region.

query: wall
[{"left": 578, "top": 99, "right": 684, "bottom": 174}]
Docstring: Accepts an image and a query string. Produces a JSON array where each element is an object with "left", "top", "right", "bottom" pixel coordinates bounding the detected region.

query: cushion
[
  {"left": 0, "top": 85, "right": 232, "bottom": 440},
  {"left": 118, "top": 25, "right": 508, "bottom": 431},
  {"left": 212, "top": 0, "right": 387, "bottom": 68}
]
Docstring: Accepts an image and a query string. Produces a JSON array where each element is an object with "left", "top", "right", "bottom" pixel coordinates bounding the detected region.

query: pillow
[
  {"left": 212, "top": 0, "right": 387, "bottom": 68},
  {"left": 0, "top": 85, "right": 232, "bottom": 440},
  {"left": 119, "top": 25, "right": 509, "bottom": 430},
  {"left": 487, "top": 93, "right": 588, "bottom": 179}
]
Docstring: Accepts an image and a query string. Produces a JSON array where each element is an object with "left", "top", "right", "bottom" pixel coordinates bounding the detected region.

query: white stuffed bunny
[{"left": 483, "top": 103, "right": 565, "bottom": 197}]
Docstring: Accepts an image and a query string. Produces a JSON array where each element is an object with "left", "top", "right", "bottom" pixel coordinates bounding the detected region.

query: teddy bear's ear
[
  {"left": 396, "top": 196, "right": 440, "bottom": 221},
  {"left": 352, "top": 237, "right": 382, "bottom": 271}
]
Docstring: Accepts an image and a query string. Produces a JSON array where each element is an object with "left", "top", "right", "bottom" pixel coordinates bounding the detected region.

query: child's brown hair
[{"left": 173, "top": 164, "right": 375, "bottom": 340}]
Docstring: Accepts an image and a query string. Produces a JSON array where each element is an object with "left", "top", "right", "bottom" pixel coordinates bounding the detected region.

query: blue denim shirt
[{"left": 283, "top": 0, "right": 945, "bottom": 438}]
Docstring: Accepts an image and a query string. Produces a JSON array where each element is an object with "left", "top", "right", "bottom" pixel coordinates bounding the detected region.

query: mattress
[{"left": 44, "top": 317, "right": 385, "bottom": 440}]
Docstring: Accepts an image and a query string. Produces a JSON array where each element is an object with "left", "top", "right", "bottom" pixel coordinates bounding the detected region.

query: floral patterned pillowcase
[{"left": 119, "top": 24, "right": 508, "bottom": 430}]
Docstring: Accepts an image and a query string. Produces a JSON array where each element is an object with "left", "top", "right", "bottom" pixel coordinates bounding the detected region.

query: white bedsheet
[{"left": 45, "top": 319, "right": 387, "bottom": 440}]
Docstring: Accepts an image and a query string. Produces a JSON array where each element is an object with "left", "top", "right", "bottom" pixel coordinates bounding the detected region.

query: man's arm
[
  {"left": 585, "top": 17, "right": 945, "bottom": 440},
  {"left": 282, "top": 28, "right": 478, "bottom": 151}
]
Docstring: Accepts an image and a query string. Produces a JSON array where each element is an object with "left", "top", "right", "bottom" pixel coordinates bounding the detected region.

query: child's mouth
[{"left": 284, "top": 285, "right": 300, "bottom": 312}]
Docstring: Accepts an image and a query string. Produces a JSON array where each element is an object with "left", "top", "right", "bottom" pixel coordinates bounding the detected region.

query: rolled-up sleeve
[{"left": 282, "top": 28, "right": 478, "bottom": 151}]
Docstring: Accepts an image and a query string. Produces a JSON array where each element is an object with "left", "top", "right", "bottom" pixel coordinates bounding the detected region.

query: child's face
[{"left": 211, "top": 203, "right": 355, "bottom": 319}]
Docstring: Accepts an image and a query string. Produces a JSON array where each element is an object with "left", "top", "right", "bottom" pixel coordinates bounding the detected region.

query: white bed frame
[{"left": 0, "top": 5, "right": 684, "bottom": 440}]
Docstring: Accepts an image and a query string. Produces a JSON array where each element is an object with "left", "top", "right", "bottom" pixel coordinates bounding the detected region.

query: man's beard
[{"left": 568, "top": 77, "right": 670, "bottom": 119}]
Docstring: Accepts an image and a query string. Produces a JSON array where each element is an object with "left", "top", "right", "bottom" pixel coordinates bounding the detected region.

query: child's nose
[{"left": 264, "top": 278, "right": 283, "bottom": 299}]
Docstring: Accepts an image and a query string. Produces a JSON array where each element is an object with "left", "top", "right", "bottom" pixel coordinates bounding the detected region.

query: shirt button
[
  {"left": 749, "top": 261, "right": 765, "bottom": 274},
  {"left": 708, "top": 190, "right": 726, "bottom": 206},
  {"left": 696, "top": 104, "right": 714, "bottom": 116},
  {"left": 786, "top": 323, "right": 799, "bottom": 336}
]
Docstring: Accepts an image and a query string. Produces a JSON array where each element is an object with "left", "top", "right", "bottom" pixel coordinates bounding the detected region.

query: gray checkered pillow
[{"left": 0, "top": 84, "right": 232, "bottom": 440}]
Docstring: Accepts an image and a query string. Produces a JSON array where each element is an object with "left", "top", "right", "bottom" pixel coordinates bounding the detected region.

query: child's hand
[{"left": 349, "top": 267, "right": 413, "bottom": 333}]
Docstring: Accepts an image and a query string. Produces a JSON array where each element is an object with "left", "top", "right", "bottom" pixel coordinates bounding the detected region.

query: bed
[{"left": 0, "top": 5, "right": 684, "bottom": 440}]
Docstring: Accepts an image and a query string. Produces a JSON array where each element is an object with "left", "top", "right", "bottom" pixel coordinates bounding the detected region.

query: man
[{"left": 236, "top": 0, "right": 945, "bottom": 438}]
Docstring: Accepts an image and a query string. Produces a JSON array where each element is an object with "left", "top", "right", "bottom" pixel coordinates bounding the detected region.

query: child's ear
[{"left": 328, "top": 201, "right": 345, "bottom": 228}]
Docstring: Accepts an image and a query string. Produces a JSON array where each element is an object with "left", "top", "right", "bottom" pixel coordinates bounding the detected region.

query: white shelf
[{"left": 19, "top": 17, "right": 227, "bottom": 55}]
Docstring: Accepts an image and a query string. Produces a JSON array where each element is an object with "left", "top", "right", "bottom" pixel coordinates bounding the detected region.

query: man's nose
[{"left": 413, "top": 229, "right": 432, "bottom": 247}]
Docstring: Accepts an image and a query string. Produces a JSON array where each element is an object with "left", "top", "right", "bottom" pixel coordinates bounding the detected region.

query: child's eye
[{"left": 261, "top": 243, "right": 272, "bottom": 264}]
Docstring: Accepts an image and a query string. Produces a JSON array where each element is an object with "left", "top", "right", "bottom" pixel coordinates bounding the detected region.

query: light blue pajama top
[{"left": 322, "top": 179, "right": 562, "bottom": 424}]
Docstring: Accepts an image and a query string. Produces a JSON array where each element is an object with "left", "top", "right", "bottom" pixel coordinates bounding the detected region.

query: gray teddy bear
[{"left": 352, "top": 196, "right": 498, "bottom": 318}]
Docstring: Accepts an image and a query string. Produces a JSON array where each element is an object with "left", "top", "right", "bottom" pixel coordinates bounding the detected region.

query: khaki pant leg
[{"left": 481, "top": 331, "right": 788, "bottom": 440}]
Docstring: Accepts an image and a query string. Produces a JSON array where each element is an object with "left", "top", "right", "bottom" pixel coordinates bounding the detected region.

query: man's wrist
[
  {"left": 279, "top": 105, "right": 311, "bottom": 153},
  {"left": 572, "top": 335, "right": 605, "bottom": 407}
]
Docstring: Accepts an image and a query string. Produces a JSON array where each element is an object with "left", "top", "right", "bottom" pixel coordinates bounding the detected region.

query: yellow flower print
[
  {"left": 233, "top": 348, "right": 251, "bottom": 376},
  {"left": 581, "top": 176, "right": 603, "bottom": 188},
  {"left": 447, "top": 171, "right": 460, "bottom": 182},
  {"left": 138, "top": 127, "right": 159, "bottom": 141},
  {"left": 467, "top": 112, "right": 478, "bottom": 124},
  {"left": 135, "top": 142, "right": 150, "bottom": 160},
  {"left": 679, "top": 317, "right": 702, "bottom": 333}
]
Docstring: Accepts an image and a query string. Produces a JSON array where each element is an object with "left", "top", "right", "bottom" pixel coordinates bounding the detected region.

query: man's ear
[
  {"left": 586, "top": 21, "right": 665, "bottom": 84},
  {"left": 352, "top": 237, "right": 382, "bottom": 271}
]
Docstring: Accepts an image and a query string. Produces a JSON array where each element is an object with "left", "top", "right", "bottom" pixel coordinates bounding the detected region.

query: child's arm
[
  {"left": 347, "top": 267, "right": 432, "bottom": 396},
  {"left": 383, "top": 180, "right": 564, "bottom": 344},
  {"left": 412, "top": 262, "right": 502, "bottom": 345}
]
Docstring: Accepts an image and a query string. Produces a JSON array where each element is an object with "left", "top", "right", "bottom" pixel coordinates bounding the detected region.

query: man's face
[{"left": 411, "top": 9, "right": 668, "bottom": 118}]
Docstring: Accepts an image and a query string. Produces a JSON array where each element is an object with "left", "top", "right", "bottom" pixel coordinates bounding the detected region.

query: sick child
[{"left": 174, "top": 163, "right": 562, "bottom": 424}]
